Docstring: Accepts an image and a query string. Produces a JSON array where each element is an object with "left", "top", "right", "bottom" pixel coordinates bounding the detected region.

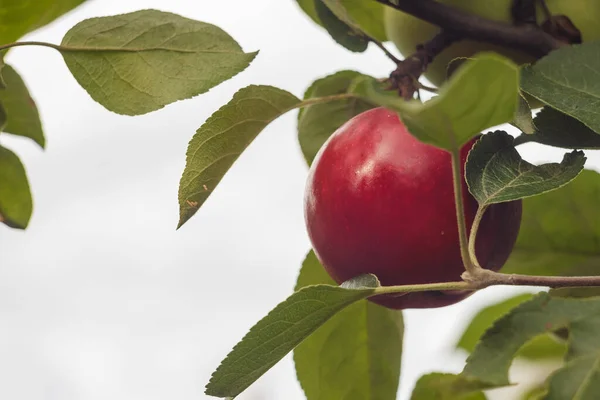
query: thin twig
[
  {"left": 472, "top": 269, "right": 600, "bottom": 289},
  {"left": 371, "top": 39, "right": 402, "bottom": 64}
]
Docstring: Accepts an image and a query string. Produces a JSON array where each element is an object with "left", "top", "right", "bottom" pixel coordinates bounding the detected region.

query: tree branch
[
  {"left": 389, "top": 30, "right": 458, "bottom": 99},
  {"left": 467, "top": 269, "right": 600, "bottom": 290},
  {"left": 376, "top": 0, "right": 564, "bottom": 58}
]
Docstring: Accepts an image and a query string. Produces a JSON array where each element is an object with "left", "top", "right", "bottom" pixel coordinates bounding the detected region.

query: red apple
[{"left": 304, "top": 107, "right": 522, "bottom": 309}]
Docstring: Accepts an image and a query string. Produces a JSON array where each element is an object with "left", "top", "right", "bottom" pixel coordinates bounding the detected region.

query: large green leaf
[
  {"left": 296, "top": 0, "right": 387, "bottom": 42},
  {"left": 298, "top": 70, "right": 375, "bottom": 164},
  {"left": 457, "top": 294, "right": 566, "bottom": 361},
  {"left": 0, "top": 145, "right": 32, "bottom": 229},
  {"left": 352, "top": 53, "right": 520, "bottom": 150},
  {"left": 462, "top": 293, "right": 600, "bottom": 399},
  {"left": 521, "top": 42, "right": 600, "bottom": 134},
  {"left": 0, "top": 64, "right": 44, "bottom": 147},
  {"left": 178, "top": 85, "right": 300, "bottom": 228},
  {"left": 315, "top": 1, "right": 368, "bottom": 52},
  {"left": 465, "top": 131, "right": 585, "bottom": 205},
  {"left": 501, "top": 170, "right": 600, "bottom": 276},
  {"left": 178, "top": 84, "right": 368, "bottom": 228},
  {"left": 205, "top": 274, "right": 380, "bottom": 398},
  {"left": 519, "top": 108, "right": 600, "bottom": 150},
  {"left": 410, "top": 373, "right": 488, "bottom": 400},
  {"left": 60, "top": 9, "right": 257, "bottom": 115},
  {"left": 0, "top": 0, "right": 86, "bottom": 44},
  {"left": 294, "top": 251, "right": 403, "bottom": 400}
]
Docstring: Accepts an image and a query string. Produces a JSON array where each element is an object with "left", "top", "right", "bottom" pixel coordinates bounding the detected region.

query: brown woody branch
[
  {"left": 389, "top": 31, "right": 458, "bottom": 99},
  {"left": 375, "top": 0, "right": 564, "bottom": 58}
]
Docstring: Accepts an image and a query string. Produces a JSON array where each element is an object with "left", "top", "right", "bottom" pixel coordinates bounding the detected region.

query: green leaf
[
  {"left": 352, "top": 53, "right": 520, "bottom": 150},
  {"left": 205, "top": 274, "right": 380, "bottom": 399},
  {"left": 512, "top": 94, "right": 535, "bottom": 134},
  {"left": 296, "top": 0, "right": 387, "bottom": 42},
  {"left": 0, "top": 145, "right": 32, "bottom": 229},
  {"left": 520, "top": 108, "right": 600, "bottom": 150},
  {"left": 298, "top": 70, "right": 376, "bottom": 164},
  {"left": 296, "top": 0, "right": 321, "bottom": 23},
  {"left": 178, "top": 85, "right": 300, "bottom": 228},
  {"left": 315, "top": 1, "right": 368, "bottom": 52},
  {"left": 521, "top": 42, "right": 600, "bottom": 133},
  {"left": 410, "top": 373, "right": 489, "bottom": 400},
  {"left": 501, "top": 170, "right": 600, "bottom": 276},
  {"left": 465, "top": 131, "right": 585, "bottom": 205},
  {"left": 550, "top": 287, "right": 600, "bottom": 299},
  {"left": 0, "top": 0, "right": 86, "bottom": 44},
  {"left": 521, "top": 385, "right": 547, "bottom": 400},
  {"left": 462, "top": 293, "right": 600, "bottom": 399},
  {"left": 320, "top": 0, "right": 387, "bottom": 41},
  {"left": 0, "top": 64, "right": 44, "bottom": 147},
  {"left": 457, "top": 294, "right": 566, "bottom": 361},
  {"left": 294, "top": 251, "right": 403, "bottom": 400},
  {"left": 0, "top": 57, "right": 6, "bottom": 89},
  {"left": 60, "top": 9, "right": 257, "bottom": 115}
]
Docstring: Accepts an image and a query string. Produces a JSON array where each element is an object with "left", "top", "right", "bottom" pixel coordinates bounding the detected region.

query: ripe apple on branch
[
  {"left": 304, "top": 107, "right": 522, "bottom": 310},
  {"left": 3, "top": 1, "right": 600, "bottom": 399},
  {"left": 200, "top": 1, "right": 600, "bottom": 399}
]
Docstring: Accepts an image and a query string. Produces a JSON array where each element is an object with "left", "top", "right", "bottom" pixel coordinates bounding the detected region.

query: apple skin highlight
[{"left": 304, "top": 107, "right": 522, "bottom": 309}]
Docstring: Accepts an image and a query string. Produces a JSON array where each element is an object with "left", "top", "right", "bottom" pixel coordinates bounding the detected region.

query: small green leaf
[
  {"left": 0, "top": 145, "right": 33, "bottom": 229},
  {"left": 521, "top": 42, "right": 600, "bottom": 133},
  {"left": 512, "top": 94, "right": 535, "bottom": 134},
  {"left": 298, "top": 70, "right": 376, "bottom": 164},
  {"left": 457, "top": 294, "right": 566, "bottom": 361},
  {"left": 294, "top": 251, "right": 403, "bottom": 400},
  {"left": 466, "top": 131, "right": 585, "bottom": 205},
  {"left": 178, "top": 85, "right": 300, "bottom": 228},
  {"left": 0, "top": 64, "right": 44, "bottom": 148},
  {"left": 315, "top": 1, "right": 368, "bottom": 52},
  {"left": 501, "top": 169, "right": 600, "bottom": 276},
  {"left": 0, "top": 0, "right": 86, "bottom": 44},
  {"left": 296, "top": 0, "right": 387, "bottom": 42},
  {"left": 522, "top": 108, "right": 600, "bottom": 150},
  {"left": 352, "top": 53, "right": 520, "bottom": 150},
  {"left": 410, "top": 373, "right": 489, "bottom": 400},
  {"left": 463, "top": 293, "right": 600, "bottom": 399},
  {"left": 60, "top": 9, "right": 257, "bottom": 115},
  {"left": 205, "top": 274, "right": 379, "bottom": 398}
]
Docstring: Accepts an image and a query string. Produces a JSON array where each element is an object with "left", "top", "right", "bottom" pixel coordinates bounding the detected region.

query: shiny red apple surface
[{"left": 304, "top": 107, "right": 522, "bottom": 309}]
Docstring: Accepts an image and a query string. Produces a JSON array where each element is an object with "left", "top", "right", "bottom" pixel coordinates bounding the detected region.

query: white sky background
[{"left": 0, "top": 0, "right": 598, "bottom": 399}]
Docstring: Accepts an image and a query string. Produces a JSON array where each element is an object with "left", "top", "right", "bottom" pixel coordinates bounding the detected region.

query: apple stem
[
  {"left": 467, "top": 206, "right": 487, "bottom": 269},
  {"left": 449, "top": 149, "right": 480, "bottom": 276}
]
